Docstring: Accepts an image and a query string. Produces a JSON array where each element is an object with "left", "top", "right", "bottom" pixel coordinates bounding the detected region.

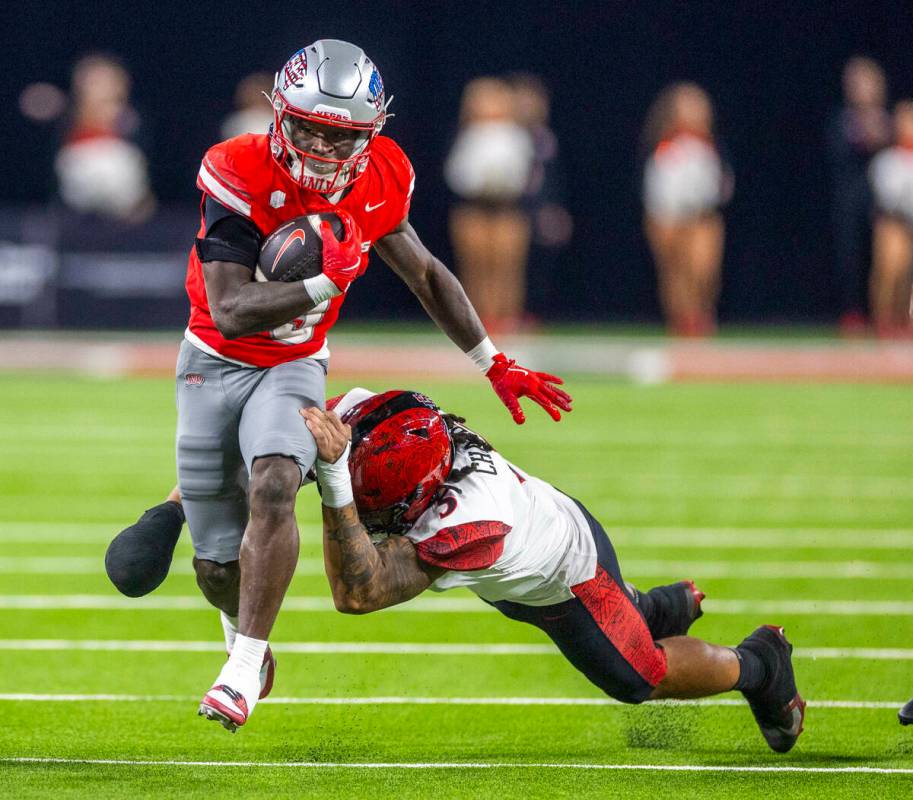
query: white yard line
[
  {"left": 0, "top": 595, "right": 473, "bottom": 612},
  {"left": 708, "top": 599, "right": 913, "bottom": 615},
  {"left": 572, "top": 476, "right": 913, "bottom": 500},
  {"left": 2, "top": 523, "right": 912, "bottom": 549},
  {"left": 0, "top": 557, "right": 327, "bottom": 576},
  {"left": 3, "top": 756, "right": 913, "bottom": 774},
  {"left": 5, "top": 411, "right": 911, "bottom": 447},
  {"left": 3, "top": 594, "right": 913, "bottom": 615},
  {"left": 0, "top": 639, "right": 552, "bottom": 655},
  {"left": 611, "top": 528, "right": 913, "bottom": 550},
  {"left": 0, "top": 693, "right": 903, "bottom": 710},
  {"left": 1, "top": 639, "right": 911, "bottom": 660},
  {"left": 0, "top": 522, "right": 326, "bottom": 544},
  {"left": 2, "top": 556, "right": 910, "bottom": 580},
  {"left": 621, "top": 559, "right": 913, "bottom": 579},
  {"left": 798, "top": 647, "right": 913, "bottom": 660}
]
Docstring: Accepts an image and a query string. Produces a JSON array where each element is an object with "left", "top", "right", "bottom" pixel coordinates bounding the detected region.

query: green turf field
[{"left": 0, "top": 373, "right": 911, "bottom": 798}]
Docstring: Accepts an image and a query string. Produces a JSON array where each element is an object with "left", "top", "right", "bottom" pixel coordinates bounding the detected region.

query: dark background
[{"left": 3, "top": 1, "right": 912, "bottom": 323}]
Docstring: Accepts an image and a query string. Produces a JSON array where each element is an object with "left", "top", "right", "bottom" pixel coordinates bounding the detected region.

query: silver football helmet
[{"left": 270, "top": 40, "right": 389, "bottom": 193}]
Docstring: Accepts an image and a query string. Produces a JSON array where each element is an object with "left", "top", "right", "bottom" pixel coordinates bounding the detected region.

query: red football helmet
[{"left": 341, "top": 391, "right": 453, "bottom": 534}]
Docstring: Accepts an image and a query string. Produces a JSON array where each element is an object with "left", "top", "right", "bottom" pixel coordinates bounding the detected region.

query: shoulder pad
[{"left": 197, "top": 135, "right": 271, "bottom": 218}]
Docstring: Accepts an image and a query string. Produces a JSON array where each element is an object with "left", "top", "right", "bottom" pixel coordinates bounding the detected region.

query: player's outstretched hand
[
  {"left": 320, "top": 210, "right": 363, "bottom": 293},
  {"left": 300, "top": 407, "right": 351, "bottom": 463},
  {"left": 485, "top": 353, "right": 573, "bottom": 425}
]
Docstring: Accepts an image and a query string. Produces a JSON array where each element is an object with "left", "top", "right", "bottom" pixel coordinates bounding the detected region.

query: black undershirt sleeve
[{"left": 194, "top": 196, "right": 262, "bottom": 270}]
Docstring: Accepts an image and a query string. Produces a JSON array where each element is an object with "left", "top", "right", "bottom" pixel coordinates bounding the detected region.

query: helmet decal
[
  {"left": 282, "top": 49, "right": 308, "bottom": 90},
  {"left": 367, "top": 68, "right": 384, "bottom": 110},
  {"left": 311, "top": 104, "right": 353, "bottom": 121}
]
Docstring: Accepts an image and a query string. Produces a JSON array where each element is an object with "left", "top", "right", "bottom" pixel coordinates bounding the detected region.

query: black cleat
[
  {"left": 737, "top": 625, "right": 806, "bottom": 753},
  {"left": 630, "top": 580, "right": 705, "bottom": 640},
  {"left": 899, "top": 698, "right": 913, "bottom": 726}
]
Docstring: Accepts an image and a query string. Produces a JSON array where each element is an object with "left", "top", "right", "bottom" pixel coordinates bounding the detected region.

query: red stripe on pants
[{"left": 572, "top": 565, "right": 668, "bottom": 687}]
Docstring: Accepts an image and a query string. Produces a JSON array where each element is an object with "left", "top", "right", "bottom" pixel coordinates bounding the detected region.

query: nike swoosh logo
[
  {"left": 271, "top": 229, "right": 306, "bottom": 274},
  {"left": 365, "top": 201, "right": 386, "bottom": 212}
]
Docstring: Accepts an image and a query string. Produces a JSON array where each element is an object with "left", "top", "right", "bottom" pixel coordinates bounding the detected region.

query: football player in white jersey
[{"left": 300, "top": 388, "right": 806, "bottom": 754}]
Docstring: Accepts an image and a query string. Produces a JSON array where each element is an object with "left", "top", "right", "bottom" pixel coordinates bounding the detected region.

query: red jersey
[{"left": 185, "top": 134, "right": 414, "bottom": 367}]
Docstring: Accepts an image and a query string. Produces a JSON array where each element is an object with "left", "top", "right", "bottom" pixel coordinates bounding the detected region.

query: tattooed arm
[
  {"left": 322, "top": 502, "right": 444, "bottom": 614},
  {"left": 301, "top": 405, "right": 444, "bottom": 614}
]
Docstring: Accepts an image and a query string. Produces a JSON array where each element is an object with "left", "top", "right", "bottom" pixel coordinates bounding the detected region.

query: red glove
[
  {"left": 485, "top": 353, "right": 573, "bottom": 424},
  {"left": 320, "top": 210, "right": 363, "bottom": 292}
]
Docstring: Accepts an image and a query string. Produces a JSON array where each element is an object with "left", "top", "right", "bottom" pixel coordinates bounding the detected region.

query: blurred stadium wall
[{"left": 2, "top": 1, "right": 913, "bottom": 329}]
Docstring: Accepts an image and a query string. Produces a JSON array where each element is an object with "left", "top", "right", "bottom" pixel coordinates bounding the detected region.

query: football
[{"left": 255, "top": 213, "right": 344, "bottom": 282}]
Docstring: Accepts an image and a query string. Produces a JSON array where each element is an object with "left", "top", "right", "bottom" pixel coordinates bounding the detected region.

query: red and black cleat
[
  {"left": 198, "top": 684, "right": 249, "bottom": 733},
  {"left": 683, "top": 580, "right": 705, "bottom": 624},
  {"left": 899, "top": 698, "right": 913, "bottom": 726},
  {"left": 633, "top": 579, "right": 706, "bottom": 640},
  {"left": 738, "top": 625, "right": 806, "bottom": 753}
]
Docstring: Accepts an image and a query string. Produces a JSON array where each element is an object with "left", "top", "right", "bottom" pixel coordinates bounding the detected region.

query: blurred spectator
[
  {"left": 445, "top": 77, "right": 534, "bottom": 333},
  {"left": 641, "top": 83, "right": 732, "bottom": 337},
  {"left": 18, "top": 81, "right": 67, "bottom": 123},
  {"left": 20, "top": 54, "right": 156, "bottom": 223},
  {"left": 508, "top": 72, "right": 573, "bottom": 326},
  {"left": 827, "top": 56, "right": 891, "bottom": 335},
  {"left": 220, "top": 72, "right": 274, "bottom": 139},
  {"left": 868, "top": 100, "right": 913, "bottom": 339},
  {"left": 32, "top": 54, "right": 156, "bottom": 223},
  {"left": 56, "top": 55, "right": 155, "bottom": 222}
]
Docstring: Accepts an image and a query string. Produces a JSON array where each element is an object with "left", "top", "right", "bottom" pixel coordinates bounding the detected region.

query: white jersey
[
  {"left": 444, "top": 121, "right": 534, "bottom": 202},
  {"left": 643, "top": 133, "right": 725, "bottom": 221},
  {"left": 330, "top": 388, "right": 599, "bottom": 607},
  {"left": 870, "top": 146, "right": 913, "bottom": 224}
]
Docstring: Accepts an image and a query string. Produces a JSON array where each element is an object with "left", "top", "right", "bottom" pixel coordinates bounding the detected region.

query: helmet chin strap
[
  {"left": 287, "top": 152, "right": 303, "bottom": 181},
  {"left": 285, "top": 151, "right": 348, "bottom": 194}
]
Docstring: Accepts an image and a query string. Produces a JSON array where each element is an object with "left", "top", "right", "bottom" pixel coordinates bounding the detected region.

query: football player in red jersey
[
  {"left": 299, "top": 389, "right": 805, "bottom": 754},
  {"left": 112, "top": 40, "right": 572, "bottom": 732}
]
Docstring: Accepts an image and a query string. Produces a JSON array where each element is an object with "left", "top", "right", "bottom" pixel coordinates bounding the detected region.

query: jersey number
[
  {"left": 436, "top": 487, "right": 460, "bottom": 519},
  {"left": 269, "top": 300, "right": 329, "bottom": 345}
]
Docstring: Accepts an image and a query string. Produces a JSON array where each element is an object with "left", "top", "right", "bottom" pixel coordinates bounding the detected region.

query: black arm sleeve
[{"left": 194, "top": 196, "right": 262, "bottom": 269}]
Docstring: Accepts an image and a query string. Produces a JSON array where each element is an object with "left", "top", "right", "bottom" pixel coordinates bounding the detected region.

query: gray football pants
[{"left": 175, "top": 340, "right": 326, "bottom": 563}]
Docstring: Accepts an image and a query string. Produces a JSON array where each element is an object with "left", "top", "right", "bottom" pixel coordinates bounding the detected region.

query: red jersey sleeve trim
[
  {"left": 414, "top": 520, "right": 509, "bottom": 571},
  {"left": 197, "top": 161, "right": 252, "bottom": 218}
]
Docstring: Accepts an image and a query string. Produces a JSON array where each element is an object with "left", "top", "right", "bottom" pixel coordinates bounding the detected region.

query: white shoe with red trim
[
  {"left": 198, "top": 684, "right": 249, "bottom": 733},
  {"left": 199, "top": 650, "right": 268, "bottom": 733}
]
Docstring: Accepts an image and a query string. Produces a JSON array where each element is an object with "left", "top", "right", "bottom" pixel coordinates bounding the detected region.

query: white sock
[
  {"left": 227, "top": 633, "right": 267, "bottom": 674},
  {"left": 220, "top": 611, "right": 239, "bottom": 652},
  {"left": 213, "top": 633, "right": 267, "bottom": 713}
]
